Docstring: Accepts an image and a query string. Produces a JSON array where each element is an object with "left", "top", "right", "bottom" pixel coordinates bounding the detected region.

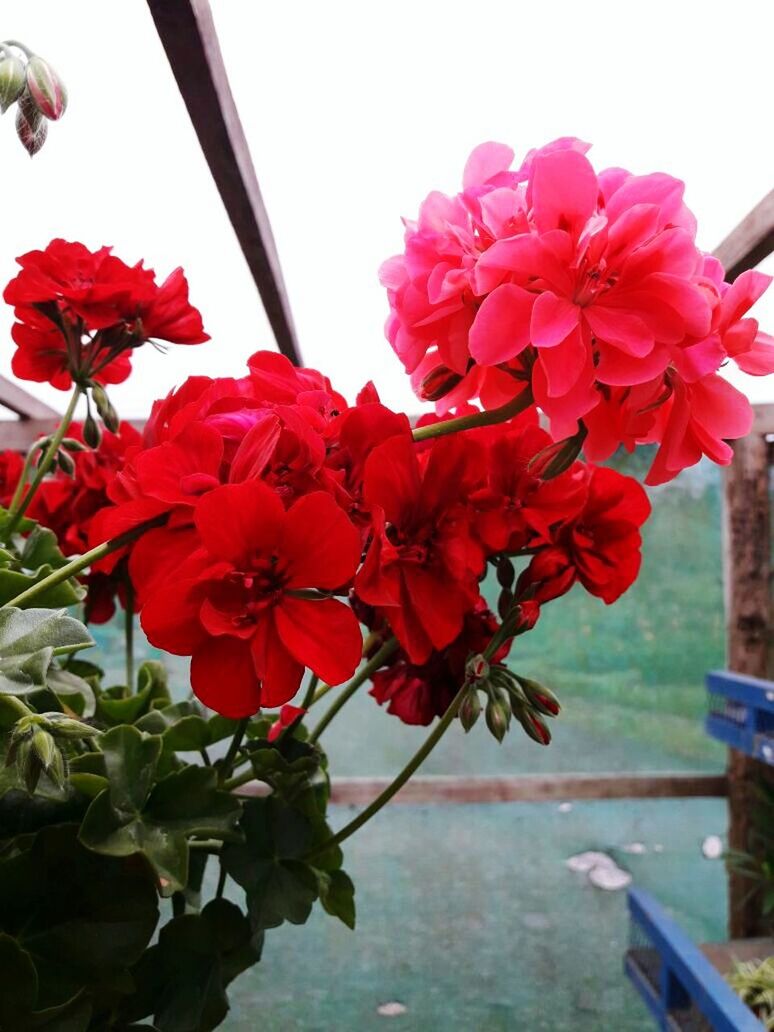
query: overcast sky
[{"left": 0, "top": 0, "right": 772, "bottom": 421}]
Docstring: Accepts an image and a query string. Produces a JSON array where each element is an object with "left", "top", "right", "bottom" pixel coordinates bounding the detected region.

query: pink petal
[
  {"left": 537, "top": 327, "right": 588, "bottom": 397},
  {"left": 530, "top": 292, "right": 580, "bottom": 348},
  {"left": 584, "top": 306, "right": 654, "bottom": 357},
  {"left": 469, "top": 283, "right": 535, "bottom": 364},
  {"left": 462, "top": 142, "right": 515, "bottom": 189},
  {"left": 529, "top": 150, "right": 598, "bottom": 235}
]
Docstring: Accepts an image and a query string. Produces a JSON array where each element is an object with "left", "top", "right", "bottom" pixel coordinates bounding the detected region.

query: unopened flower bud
[
  {"left": 458, "top": 688, "right": 482, "bottom": 732},
  {"left": 83, "top": 412, "right": 102, "bottom": 449},
  {"left": 465, "top": 653, "right": 489, "bottom": 684},
  {"left": 418, "top": 365, "right": 463, "bottom": 402},
  {"left": 91, "top": 384, "right": 119, "bottom": 432},
  {"left": 485, "top": 696, "right": 510, "bottom": 743},
  {"left": 515, "top": 675, "right": 561, "bottom": 717},
  {"left": 26, "top": 56, "right": 67, "bottom": 121},
  {"left": 61, "top": 437, "right": 87, "bottom": 452},
  {"left": 528, "top": 427, "right": 587, "bottom": 480},
  {"left": 16, "top": 737, "right": 41, "bottom": 794},
  {"left": 42, "top": 712, "right": 99, "bottom": 740},
  {"left": 31, "top": 727, "right": 56, "bottom": 769},
  {"left": 517, "top": 709, "right": 552, "bottom": 746},
  {"left": 497, "top": 588, "right": 514, "bottom": 621},
  {"left": 496, "top": 557, "right": 515, "bottom": 590},
  {"left": 15, "top": 90, "right": 47, "bottom": 156},
  {"left": 0, "top": 55, "right": 26, "bottom": 113},
  {"left": 56, "top": 449, "right": 76, "bottom": 476}
]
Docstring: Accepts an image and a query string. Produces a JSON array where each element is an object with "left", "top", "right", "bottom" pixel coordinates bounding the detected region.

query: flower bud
[
  {"left": 0, "top": 55, "right": 26, "bottom": 113},
  {"left": 465, "top": 653, "right": 489, "bottom": 684},
  {"left": 528, "top": 426, "right": 587, "bottom": 480},
  {"left": 485, "top": 696, "right": 510, "bottom": 743},
  {"left": 31, "top": 728, "right": 56, "bottom": 770},
  {"left": 42, "top": 712, "right": 99, "bottom": 740},
  {"left": 458, "top": 688, "right": 482, "bottom": 732},
  {"left": 497, "top": 588, "right": 514, "bottom": 621},
  {"left": 517, "top": 709, "right": 552, "bottom": 746},
  {"left": 57, "top": 449, "right": 76, "bottom": 476},
  {"left": 16, "top": 738, "right": 41, "bottom": 794},
  {"left": 61, "top": 437, "right": 87, "bottom": 452},
  {"left": 418, "top": 365, "right": 464, "bottom": 402},
  {"left": 496, "top": 557, "right": 515, "bottom": 590},
  {"left": 15, "top": 90, "right": 47, "bottom": 156},
  {"left": 83, "top": 412, "right": 102, "bottom": 449},
  {"left": 26, "top": 56, "right": 67, "bottom": 121},
  {"left": 514, "top": 676, "right": 561, "bottom": 717},
  {"left": 91, "top": 384, "right": 119, "bottom": 433}
]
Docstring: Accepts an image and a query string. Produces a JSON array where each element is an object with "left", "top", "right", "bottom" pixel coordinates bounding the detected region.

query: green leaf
[
  {"left": 0, "top": 824, "right": 158, "bottom": 1019},
  {"left": 242, "top": 735, "right": 321, "bottom": 796},
  {"left": 0, "top": 569, "right": 83, "bottom": 609},
  {"left": 0, "top": 933, "right": 38, "bottom": 1027},
  {"left": 96, "top": 661, "right": 171, "bottom": 727},
  {"left": 317, "top": 869, "right": 356, "bottom": 929},
  {"left": 79, "top": 729, "right": 241, "bottom": 895},
  {"left": 45, "top": 666, "right": 96, "bottom": 718},
  {"left": 124, "top": 899, "right": 261, "bottom": 1032},
  {"left": 222, "top": 797, "right": 320, "bottom": 931},
  {"left": 0, "top": 608, "right": 92, "bottom": 666}
]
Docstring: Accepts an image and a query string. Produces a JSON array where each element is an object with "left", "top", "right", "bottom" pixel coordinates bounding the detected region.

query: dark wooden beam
[
  {"left": 0, "top": 376, "right": 59, "bottom": 421},
  {"left": 723, "top": 433, "right": 774, "bottom": 938},
  {"left": 146, "top": 0, "right": 301, "bottom": 365},
  {"left": 237, "top": 772, "right": 727, "bottom": 805},
  {"left": 0, "top": 416, "right": 145, "bottom": 450},
  {"left": 713, "top": 189, "right": 774, "bottom": 282}
]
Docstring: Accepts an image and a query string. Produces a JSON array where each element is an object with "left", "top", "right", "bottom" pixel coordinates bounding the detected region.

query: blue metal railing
[
  {"left": 625, "top": 888, "right": 763, "bottom": 1030},
  {"left": 705, "top": 671, "right": 774, "bottom": 765}
]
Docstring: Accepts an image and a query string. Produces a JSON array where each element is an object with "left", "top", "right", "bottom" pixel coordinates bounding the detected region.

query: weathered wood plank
[
  {"left": 145, "top": 0, "right": 301, "bottom": 364},
  {"left": 236, "top": 773, "right": 727, "bottom": 805},
  {"left": 713, "top": 189, "right": 774, "bottom": 283},
  {"left": 723, "top": 432, "right": 774, "bottom": 938},
  {"left": 0, "top": 376, "right": 59, "bottom": 421},
  {"left": 0, "top": 417, "right": 146, "bottom": 450}
]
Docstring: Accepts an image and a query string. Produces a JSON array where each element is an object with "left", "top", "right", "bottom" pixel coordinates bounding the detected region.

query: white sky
[{"left": 0, "top": 0, "right": 772, "bottom": 420}]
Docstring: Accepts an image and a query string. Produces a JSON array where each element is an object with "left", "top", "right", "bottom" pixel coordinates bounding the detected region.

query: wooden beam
[
  {"left": 146, "top": 0, "right": 301, "bottom": 365},
  {"left": 236, "top": 772, "right": 727, "bottom": 805},
  {"left": 0, "top": 417, "right": 146, "bottom": 450},
  {"left": 713, "top": 189, "right": 774, "bottom": 282},
  {"left": 0, "top": 376, "right": 59, "bottom": 421},
  {"left": 723, "top": 433, "right": 774, "bottom": 938}
]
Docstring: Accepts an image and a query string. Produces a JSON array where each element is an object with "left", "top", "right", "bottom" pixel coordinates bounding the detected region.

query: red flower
[
  {"left": 519, "top": 465, "right": 650, "bottom": 604},
  {"left": 140, "top": 480, "right": 363, "bottom": 717},
  {"left": 4, "top": 239, "right": 208, "bottom": 389},
  {"left": 0, "top": 449, "right": 24, "bottom": 508},
  {"left": 355, "top": 434, "right": 484, "bottom": 663},
  {"left": 370, "top": 601, "right": 509, "bottom": 726},
  {"left": 267, "top": 704, "right": 307, "bottom": 742}
]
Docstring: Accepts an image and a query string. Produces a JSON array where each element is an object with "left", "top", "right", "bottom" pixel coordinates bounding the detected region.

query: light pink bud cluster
[{"left": 0, "top": 43, "right": 67, "bottom": 156}]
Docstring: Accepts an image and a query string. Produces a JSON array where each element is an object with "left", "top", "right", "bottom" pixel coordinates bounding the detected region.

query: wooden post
[{"left": 724, "top": 429, "right": 774, "bottom": 937}]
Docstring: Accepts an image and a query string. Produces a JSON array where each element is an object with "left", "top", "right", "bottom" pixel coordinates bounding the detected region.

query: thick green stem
[
  {"left": 218, "top": 717, "right": 249, "bottom": 786},
  {"left": 124, "top": 578, "right": 135, "bottom": 690},
  {"left": 308, "top": 638, "right": 398, "bottom": 744},
  {"left": 5, "top": 440, "right": 45, "bottom": 518},
  {"left": 306, "top": 683, "right": 466, "bottom": 858},
  {"left": 412, "top": 389, "right": 533, "bottom": 443},
  {"left": 300, "top": 673, "right": 320, "bottom": 710},
  {"left": 3, "top": 515, "right": 166, "bottom": 609},
  {"left": 5, "top": 386, "right": 82, "bottom": 537}
]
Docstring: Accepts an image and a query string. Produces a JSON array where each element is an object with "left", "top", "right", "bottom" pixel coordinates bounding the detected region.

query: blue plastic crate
[
  {"left": 625, "top": 888, "right": 764, "bottom": 1030},
  {"left": 706, "top": 671, "right": 774, "bottom": 765}
]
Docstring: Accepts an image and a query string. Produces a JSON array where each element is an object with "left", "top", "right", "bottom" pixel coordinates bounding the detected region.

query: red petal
[
  {"left": 281, "top": 492, "right": 361, "bottom": 589},
  {"left": 194, "top": 479, "right": 285, "bottom": 562},
  {"left": 530, "top": 292, "right": 580, "bottom": 348},
  {"left": 274, "top": 596, "right": 362, "bottom": 686},
  {"left": 191, "top": 637, "right": 262, "bottom": 718}
]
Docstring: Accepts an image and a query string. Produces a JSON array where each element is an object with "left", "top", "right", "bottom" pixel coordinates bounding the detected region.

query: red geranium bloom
[
  {"left": 4, "top": 239, "right": 208, "bottom": 389},
  {"left": 140, "top": 480, "right": 363, "bottom": 718},
  {"left": 267, "top": 704, "right": 307, "bottom": 742},
  {"left": 370, "top": 600, "right": 510, "bottom": 726},
  {"left": 355, "top": 434, "right": 484, "bottom": 663},
  {"left": 519, "top": 465, "right": 650, "bottom": 604},
  {"left": 0, "top": 449, "right": 24, "bottom": 508}
]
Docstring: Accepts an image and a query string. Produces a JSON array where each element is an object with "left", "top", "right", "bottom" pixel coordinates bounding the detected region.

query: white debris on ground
[
  {"left": 557, "top": 802, "right": 573, "bottom": 813},
  {"left": 565, "top": 850, "right": 632, "bottom": 891},
  {"left": 620, "top": 842, "right": 647, "bottom": 855},
  {"left": 377, "top": 1002, "right": 408, "bottom": 1017},
  {"left": 701, "top": 834, "right": 724, "bottom": 860}
]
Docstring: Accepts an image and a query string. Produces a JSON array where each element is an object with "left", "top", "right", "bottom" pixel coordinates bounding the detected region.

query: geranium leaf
[{"left": 317, "top": 868, "right": 356, "bottom": 929}]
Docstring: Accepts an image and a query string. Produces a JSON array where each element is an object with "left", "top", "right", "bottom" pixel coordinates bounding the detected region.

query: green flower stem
[
  {"left": 300, "top": 673, "right": 320, "bottom": 710},
  {"left": 5, "top": 440, "right": 46, "bottom": 518},
  {"left": 411, "top": 389, "right": 533, "bottom": 442},
  {"left": 188, "top": 839, "right": 223, "bottom": 852},
  {"left": 1, "top": 40, "right": 33, "bottom": 58},
  {"left": 125, "top": 576, "right": 135, "bottom": 690},
  {"left": 308, "top": 638, "right": 398, "bottom": 744},
  {"left": 218, "top": 717, "right": 249, "bottom": 786},
  {"left": 3, "top": 515, "right": 167, "bottom": 609},
  {"left": 4, "top": 386, "right": 82, "bottom": 538},
  {"left": 307, "top": 683, "right": 467, "bottom": 858}
]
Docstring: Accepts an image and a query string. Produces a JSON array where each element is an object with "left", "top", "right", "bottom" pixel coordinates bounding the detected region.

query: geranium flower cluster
[
  {"left": 381, "top": 138, "right": 774, "bottom": 484},
  {"left": 89, "top": 350, "right": 650, "bottom": 721},
  {"left": 4, "top": 238, "right": 209, "bottom": 389},
  {"left": 0, "top": 421, "right": 141, "bottom": 622}
]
